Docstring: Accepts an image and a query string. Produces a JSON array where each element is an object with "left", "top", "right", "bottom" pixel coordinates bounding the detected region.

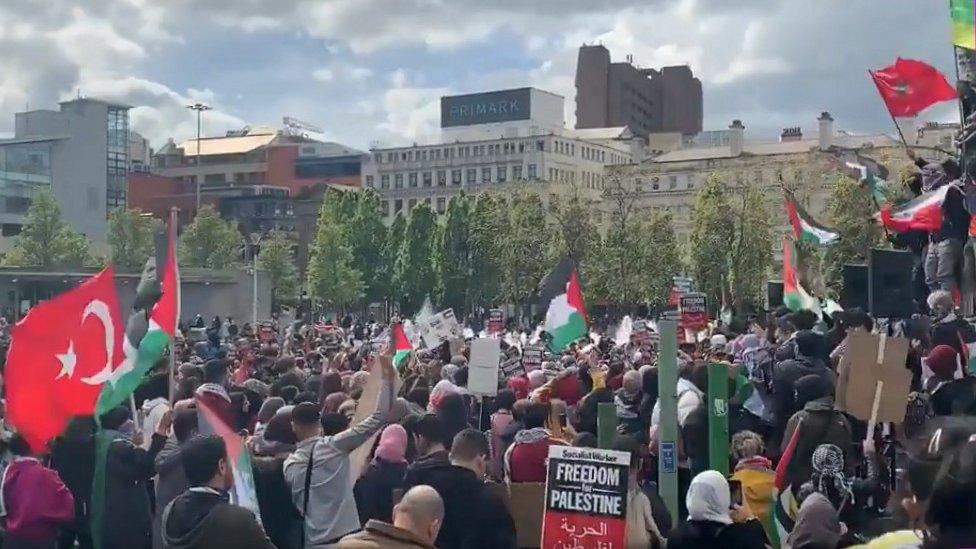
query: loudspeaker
[
  {"left": 767, "top": 281, "right": 783, "bottom": 310},
  {"left": 868, "top": 248, "right": 914, "bottom": 318},
  {"left": 841, "top": 264, "right": 869, "bottom": 311}
]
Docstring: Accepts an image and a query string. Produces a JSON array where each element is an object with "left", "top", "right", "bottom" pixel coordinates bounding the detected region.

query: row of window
[
  {"left": 372, "top": 138, "right": 628, "bottom": 166},
  {"left": 366, "top": 164, "right": 539, "bottom": 190},
  {"left": 380, "top": 196, "right": 448, "bottom": 217}
]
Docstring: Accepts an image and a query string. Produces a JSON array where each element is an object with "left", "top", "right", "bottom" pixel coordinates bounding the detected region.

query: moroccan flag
[
  {"left": 785, "top": 192, "right": 838, "bottom": 246},
  {"left": 951, "top": 0, "right": 976, "bottom": 50},
  {"left": 198, "top": 398, "right": 261, "bottom": 518},
  {"left": 392, "top": 322, "right": 412, "bottom": 368},
  {"left": 93, "top": 211, "right": 180, "bottom": 416},
  {"left": 869, "top": 58, "right": 957, "bottom": 117},
  {"left": 782, "top": 237, "right": 820, "bottom": 314},
  {"left": 771, "top": 420, "right": 803, "bottom": 546},
  {"left": 543, "top": 267, "right": 588, "bottom": 352},
  {"left": 6, "top": 268, "right": 124, "bottom": 452},
  {"left": 880, "top": 184, "right": 951, "bottom": 233}
]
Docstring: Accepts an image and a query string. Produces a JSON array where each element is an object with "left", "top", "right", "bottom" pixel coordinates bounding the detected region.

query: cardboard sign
[
  {"left": 542, "top": 446, "right": 629, "bottom": 549},
  {"left": 488, "top": 309, "right": 505, "bottom": 334},
  {"left": 522, "top": 344, "right": 544, "bottom": 372},
  {"left": 836, "top": 332, "right": 912, "bottom": 424},
  {"left": 420, "top": 309, "right": 462, "bottom": 347},
  {"left": 488, "top": 483, "right": 545, "bottom": 548},
  {"left": 469, "top": 337, "right": 501, "bottom": 396},
  {"left": 680, "top": 292, "right": 709, "bottom": 330},
  {"left": 632, "top": 319, "right": 650, "bottom": 343}
]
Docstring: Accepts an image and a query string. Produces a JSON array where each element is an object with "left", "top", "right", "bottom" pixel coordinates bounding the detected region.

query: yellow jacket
[{"left": 730, "top": 466, "right": 776, "bottom": 541}]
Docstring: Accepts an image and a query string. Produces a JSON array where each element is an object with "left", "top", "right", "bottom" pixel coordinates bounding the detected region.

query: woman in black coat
[
  {"left": 353, "top": 424, "right": 409, "bottom": 524},
  {"left": 667, "top": 470, "right": 768, "bottom": 549}
]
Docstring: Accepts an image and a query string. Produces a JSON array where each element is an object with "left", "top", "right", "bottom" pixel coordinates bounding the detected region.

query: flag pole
[{"left": 167, "top": 207, "right": 178, "bottom": 406}]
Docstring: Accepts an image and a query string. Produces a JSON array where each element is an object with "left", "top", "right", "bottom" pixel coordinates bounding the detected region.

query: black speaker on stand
[
  {"left": 868, "top": 248, "right": 915, "bottom": 318},
  {"left": 841, "top": 264, "right": 869, "bottom": 311}
]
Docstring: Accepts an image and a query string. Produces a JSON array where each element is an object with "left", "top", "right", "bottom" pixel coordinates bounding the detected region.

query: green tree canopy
[
  {"left": 468, "top": 193, "right": 505, "bottom": 309},
  {"left": 498, "top": 191, "right": 550, "bottom": 310},
  {"left": 307, "top": 195, "right": 364, "bottom": 312},
  {"left": 434, "top": 193, "right": 474, "bottom": 313},
  {"left": 346, "top": 191, "right": 389, "bottom": 305},
  {"left": 179, "top": 206, "right": 241, "bottom": 269},
  {"left": 822, "top": 173, "right": 887, "bottom": 293},
  {"left": 3, "top": 192, "right": 91, "bottom": 267},
  {"left": 107, "top": 208, "right": 156, "bottom": 270},
  {"left": 257, "top": 229, "right": 299, "bottom": 307},
  {"left": 393, "top": 202, "right": 438, "bottom": 315}
]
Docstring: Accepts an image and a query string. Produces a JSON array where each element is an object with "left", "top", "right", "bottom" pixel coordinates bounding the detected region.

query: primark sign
[{"left": 441, "top": 88, "right": 532, "bottom": 128}]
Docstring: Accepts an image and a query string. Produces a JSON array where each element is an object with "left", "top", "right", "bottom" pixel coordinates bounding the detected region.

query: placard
[
  {"left": 488, "top": 309, "right": 505, "bottom": 334},
  {"left": 468, "top": 337, "right": 501, "bottom": 396},
  {"left": 680, "top": 292, "right": 709, "bottom": 330},
  {"left": 836, "top": 332, "right": 912, "bottom": 424},
  {"left": 541, "top": 446, "right": 629, "bottom": 549},
  {"left": 420, "top": 309, "right": 462, "bottom": 347},
  {"left": 522, "top": 344, "right": 544, "bottom": 372},
  {"left": 500, "top": 358, "right": 524, "bottom": 378}
]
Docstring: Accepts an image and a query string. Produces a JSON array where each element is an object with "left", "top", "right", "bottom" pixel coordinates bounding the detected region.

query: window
[
  {"left": 497, "top": 166, "right": 507, "bottom": 183},
  {"left": 394, "top": 173, "right": 404, "bottom": 189},
  {"left": 537, "top": 140, "right": 545, "bottom": 151},
  {"left": 365, "top": 175, "right": 374, "bottom": 188},
  {"left": 482, "top": 167, "right": 491, "bottom": 183},
  {"left": 374, "top": 153, "right": 382, "bottom": 163},
  {"left": 528, "top": 164, "right": 537, "bottom": 179},
  {"left": 380, "top": 174, "right": 390, "bottom": 189},
  {"left": 437, "top": 197, "right": 446, "bottom": 213},
  {"left": 204, "top": 173, "right": 225, "bottom": 184},
  {"left": 452, "top": 169, "right": 462, "bottom": 185},
  {"left": 570, "top": 144, "right": 575, "bottom": 156},
  {"left": 513, "top": 164, "right": 523, "bottom": 180},
  {"left": 386, "top": 152, "right": 395, "bottom": 162},
  {"left": 518, "top": 142, "right": 525, "bottom": 153},
  {"left": 408, "top": 199, "right": 417, "bottom": 209},
  {"left": 409, "top": 172, "right": 418, "bottom": 187},
  {"left": 437, "top": 170, "right": 446, "bottom": 186},
  {"left": 466, "top": 168, "right": 477, "bottom": 184},
  {"left": 394, "top": 199, "right": 403, "bottom": 213},
  {"left": 423, "top": 172, "right": 432, "bottom": 187},
  {"left": 401, "top": 152, "right": 408, "bottom": 161},
  {"left": 668, "top": 175, "right": 677, "bottom": 189}
]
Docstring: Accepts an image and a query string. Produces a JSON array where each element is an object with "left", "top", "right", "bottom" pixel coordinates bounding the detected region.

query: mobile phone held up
[{"left": 728, "top": 479, "right": 743, "bottom": 508}]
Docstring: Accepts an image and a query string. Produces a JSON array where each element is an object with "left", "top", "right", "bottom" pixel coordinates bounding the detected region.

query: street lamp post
[
  {"left": 250, "top": 232, "right": 262, "bottom": 328},
  {"left": 185, "top": 103, "right": 212, "bottom": 214}
]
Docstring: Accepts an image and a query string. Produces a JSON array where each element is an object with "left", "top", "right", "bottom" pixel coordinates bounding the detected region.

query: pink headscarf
[
  {"left": 374, "top": 424, "right": 408, "bottom": 464},
  {"left": 527, "top": 370, "right": 546, "bottom": 390},
  {"left": 428, "top": 379, "right": 459, "bottom": 411},
  {"left": 507, "top": 376, "right": 530, "bottom": 400}
]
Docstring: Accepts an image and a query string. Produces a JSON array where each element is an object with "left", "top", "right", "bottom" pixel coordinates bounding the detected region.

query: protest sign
[
  {"left": 522, "top": 344, "right": 544, "bottom": 372},
  {"left": 488, "top": 482, "right": 545, "bottom": 548},
  {"left": 500, "top": 358, "right": 524, "bottom": 378},
  {"left": 420, "top": 309, "right": 462, "bottom": 347},
  {"left": 541, "top": 446, "right": 629, "bottom": 549},
  {"left": 680, "top": 292, "right": 709, "bottom": 330},
  {"left": 348, "top": 355, "right": 402, "bottom": 485},
  {"left": 633, "top": 319, "right": 650, "bottom": 344},
  {"left": 836, "top": 332, "right": 911, "bottom": 426},
  {"left": 488, "top": 309, "right": 505, "bottom": 334},
  {"left": 469, "top": 337, "right": 501, "bottom": 396}
]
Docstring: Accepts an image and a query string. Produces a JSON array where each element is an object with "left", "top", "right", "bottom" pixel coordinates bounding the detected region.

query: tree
[
  {"left": 384, "top": 214, "right": 407, "bottom": 310},
  {"left": 346, "top": 191, "right": 389, "bottom": 306},
  {"left": 434, "top": 193, "right": 474, "bottom": 314},
  {"left": 393, "top": 202, "right": 438, "bottom": 315},
  {"left": 468, "top": 193, "right": 504, "bottom": 309},
  {"left": 257, "top": 229, "right": 299, "bottom": 308},
  {"left": 307, "top": 196, "right": 364, "bottom": 312},
  {"left": 3, "top": 192, "right": 92, "bottom": 267},
  {"left": 727, "top": 180, "right": 773, "bottom": 311},
  {"left": 498, "top": 191, "right": 550, "bottom": 312},
  {"left": 822, "top": 173, "right": 886, "bottom": 293},
  {"left": 106, "top": 208, "right": 155, "bottom": 269},
  {"left": 179, "top": 206, "right": 241, "bottom": 269},
  {"left": 550, "top": 185, "right": 596, "bottom": 265}
]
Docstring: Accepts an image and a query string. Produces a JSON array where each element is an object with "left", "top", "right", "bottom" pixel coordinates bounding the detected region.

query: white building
[{"left": 365, "top": 87, "right": 640, "bottom": 222}]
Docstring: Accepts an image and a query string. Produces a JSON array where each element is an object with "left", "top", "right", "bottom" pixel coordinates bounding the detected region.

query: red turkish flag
[
  {"left": 870, "top": 58, "right": 957, "bottom": 117},
  {"left": 6, "top": 268, "right": 123, "bottom": 452}
]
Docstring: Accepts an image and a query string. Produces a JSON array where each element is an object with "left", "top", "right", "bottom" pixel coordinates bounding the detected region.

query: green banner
[
  {"left": 707, "top": 362, "right": 730, "bottom": 475},
  {"left": 597, "top": 402, "right": 617, "bottom": 449}
]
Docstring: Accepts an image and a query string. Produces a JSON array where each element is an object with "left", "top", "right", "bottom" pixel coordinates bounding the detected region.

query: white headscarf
[{"left": 686, "top": 470, "right": 733, "bottom": 525}]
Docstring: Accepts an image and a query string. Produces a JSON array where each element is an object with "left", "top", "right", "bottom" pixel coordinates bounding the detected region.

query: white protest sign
[
  {"left": 420, "top": 309, "right": 462, "bottom": 347},
  {"left": 469, "top": 337, "right": 501, "bottom": 396}
]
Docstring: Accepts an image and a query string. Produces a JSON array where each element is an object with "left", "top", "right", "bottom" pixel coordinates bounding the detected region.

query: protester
[
  {"left": 1, "top": 433, "right": 75, "bottom": 549},
  {"left": 338, "top": 485, "right": 444, "bottom": 549},
  {"left": 353, "top": 424, "right": 408, "bottom": 525},
  {"left": 160, "top": 435, "right": 274, "bottom": 549},
  {"left": 666, "top": 471, "right": 768, "bottom": 549},
  {"left": 729, "top": 431, "right": 775, "bottom": 540},
  {"left": 153, "top": 408, "right": 199, "bottom": 549},
  {"left": 504, "top": 402, "right": 568, "bottom": 482},
  {"left": 613, "top": 434, "right": 664, "bottom": 549},
  {"left": 786, "top": 492, "right": 843, "bottom": 549}
]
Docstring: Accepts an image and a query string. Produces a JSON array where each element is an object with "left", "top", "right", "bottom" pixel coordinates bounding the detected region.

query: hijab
[
  {"left": 787, "top": 492, "right": 842, "bottom": 549},
  {"left": 686, "top": 470, "right": 733, "bottom": 525},
  {"left": 322, "top": 391, "right": 350, "bottom": 414},
  {"left": 256, "top": 397, "right": 285, "bottom": 424},
  {"left": 374, "top": 424, "right": 408, "bottom": 464}
]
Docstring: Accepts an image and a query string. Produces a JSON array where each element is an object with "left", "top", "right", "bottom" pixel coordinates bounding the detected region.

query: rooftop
[
  {"left": 178, "top": 131, "right": 278, "bottom": 157},
  {"left": 564, "top": 126, "right": 633, "bottom": 140},
  {"left": 650, "top": 133, "right": 899, "bottom": 163}
]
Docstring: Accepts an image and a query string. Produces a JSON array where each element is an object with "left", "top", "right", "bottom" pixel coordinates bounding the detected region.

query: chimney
[
  {"left": 779, "top": 127, "right": 802, "bottom": 142},
  {"left": 729, "top": 119, "right": 745, "bottom": 156},
  {"left": 817, "top": 111, "right": 833, "bottom": 151}
]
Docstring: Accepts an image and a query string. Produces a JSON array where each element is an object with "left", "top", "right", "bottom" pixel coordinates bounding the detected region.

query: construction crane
[{"left": 282, "top": 116, "right": 323, "bottom": 137}]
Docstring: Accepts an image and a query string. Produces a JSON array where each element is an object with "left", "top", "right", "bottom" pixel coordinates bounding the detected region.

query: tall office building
[
  {"left": 575, "top": 44, "right": 703, "bottom": 137},
  {"left": 0, "top": 98, "right": 130, "bottom": 246}
]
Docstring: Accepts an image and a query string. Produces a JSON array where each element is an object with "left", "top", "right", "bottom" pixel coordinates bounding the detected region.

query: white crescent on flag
[{"left": 78, "top": 299, "right": 116, "bottom": 386}]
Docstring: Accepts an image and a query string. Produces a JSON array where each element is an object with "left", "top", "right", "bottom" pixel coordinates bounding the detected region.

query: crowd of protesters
[{"left": 0, "top": 295, "right": 972, "bottom": 549}]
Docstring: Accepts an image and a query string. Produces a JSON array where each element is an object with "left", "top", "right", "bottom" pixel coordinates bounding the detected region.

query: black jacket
[
  {"left": 101, "top": 432, "right": 166, "bottom": 549},
  {"left": 162, "top": 489, "right": 274, "bottom": 549},
  {"left": 252, "top": 455, "right": 302, "bottom": 549},
  {"left": 771, "top": 355, "right": 835, "bottom": 427},
  {"left": 932, "top": 184, "right": 970, "bottom": 243},
  {"left": 667, "top": 519, "right": 768, "bottom": 549},
  {"left": 403, "top": 455, "right": 516, "bottom": 549},
  {"left": 354, "top": 458, "right": 407, "bottom": 525},
  {"left": 931, "top": 317, "right": 976, "bottom": 358}
]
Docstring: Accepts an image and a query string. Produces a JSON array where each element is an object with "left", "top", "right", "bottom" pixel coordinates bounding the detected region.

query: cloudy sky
[{"left": 0, "top": 0, "right": 956, "bottom": 151}]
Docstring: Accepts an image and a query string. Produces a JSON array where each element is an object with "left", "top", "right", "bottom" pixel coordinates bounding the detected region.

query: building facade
[
  {"left": 609, "top": 113, "right": 904, "bottom": 253},
  {"left": 0, "top": 98, "right": 131, "bottom": 246},
  {"left": 575, "top": 44, "right": 703, "bottom": 138}
]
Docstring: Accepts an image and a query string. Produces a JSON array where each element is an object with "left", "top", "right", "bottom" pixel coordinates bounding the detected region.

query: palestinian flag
[
  {"left": 834, "top": 150, "right": 890, "bottom": 206},
  {"left": 880, "top": 184, "right": 951, "bottom": 233},
  {"left": 782, "top": 236, "right": 820, "bottom": 315},
  {"left": 771, "top": 420, "right": 803, "bottom": 547},
  {"left": 392, "top": 322, "right": 412, "bottom": 368},
  {"left": 542, "top": 266, "right": 588, "bottom": 352},
  {"left": 785, "top": 192, "right": 838, "bottom": 245},
  {"left": 952, "top": 0, "right": 976, "bottom": 49},
  {"left": 198, "top": 398, "right": 261, "bottom": 518}
]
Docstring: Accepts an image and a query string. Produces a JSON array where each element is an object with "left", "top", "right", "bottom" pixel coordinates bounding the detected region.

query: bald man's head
[{"left": 393, "top": 485, "right": 444, "bottom": 544}]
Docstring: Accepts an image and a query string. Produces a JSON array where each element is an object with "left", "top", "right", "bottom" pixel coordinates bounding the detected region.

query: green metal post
[
  {"left": 707, "top": 362, "right": 730, "bottom": 475},
  {"left": 597, "top": 402, "right": 617, "bottom": 449},
  {"left": 657, "top": 320, "right": 679, "bottom": 526}
]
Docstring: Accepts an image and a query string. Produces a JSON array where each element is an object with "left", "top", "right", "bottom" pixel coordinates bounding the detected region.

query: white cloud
[
  {"left": 312, "top": 62, "right": 373, "bottom": 83},
  {"left": 377, "top": 86, "right": 448, "bottom": 144}
]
